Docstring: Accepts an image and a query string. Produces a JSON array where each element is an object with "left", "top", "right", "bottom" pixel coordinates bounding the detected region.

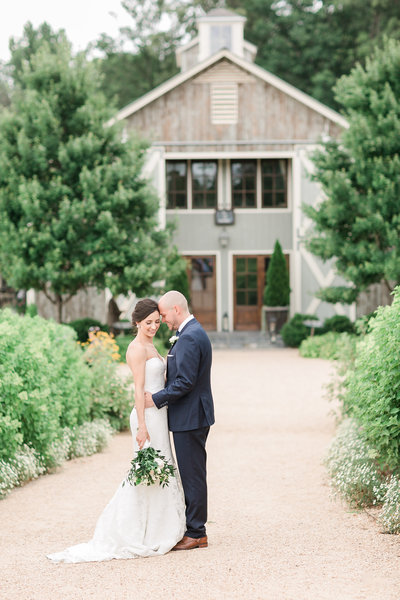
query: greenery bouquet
[{"left": 123, "top": 445, "right": 175, "bottom": 488}]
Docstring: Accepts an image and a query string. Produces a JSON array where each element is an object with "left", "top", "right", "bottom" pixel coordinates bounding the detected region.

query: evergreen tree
[
  {"left": 164, "top": 246, "right": 191, "bottom": 303},
  {"left": 0, "top": 29, "right": 170, "bottom": 322},
  {"left": 304, "top": 38, "right": 400, "bottom": 304},
  {"left": 263, "top": 240, "right": 290, "bottom": 306}
]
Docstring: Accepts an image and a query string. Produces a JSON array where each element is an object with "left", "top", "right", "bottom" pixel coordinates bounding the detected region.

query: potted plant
[{"left": 263, "top": 240, "right": 290, "bottom": 339}]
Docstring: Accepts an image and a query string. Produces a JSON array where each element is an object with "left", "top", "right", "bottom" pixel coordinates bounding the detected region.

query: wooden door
[
  {"left": 186, "top": 255, "right": 217, "bottom": 330},
  {"left": 234, "top": 256, "right": 265, "bottom": 330}
]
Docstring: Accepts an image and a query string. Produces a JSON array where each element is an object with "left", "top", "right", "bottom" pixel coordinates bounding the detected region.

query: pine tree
[
  {"left": 304, "top": 38, "right": 400, "bottom": 304},
  {"left": 263, "top": 240, "right": 290, "bottom": 306},
  {"left": 0, "top": 29, "right": 170, "bottom": 322}
]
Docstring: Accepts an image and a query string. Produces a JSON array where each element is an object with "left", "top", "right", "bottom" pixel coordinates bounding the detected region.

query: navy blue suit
[{"left": 152, "top": 317, "right": 214, "bottom": 538}]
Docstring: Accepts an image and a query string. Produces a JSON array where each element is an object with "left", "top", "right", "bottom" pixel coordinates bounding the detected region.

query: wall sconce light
[
  {"left": 218, "top": 228, "right": 230, "bottom": 248},
  {"left": 222, "top": 312, "right": 229, "bottom": 332}
]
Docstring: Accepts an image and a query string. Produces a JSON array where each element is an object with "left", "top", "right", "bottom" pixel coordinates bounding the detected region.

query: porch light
[
  {"left": 222, "top": 312, "right": 229, "bottom": 332},
  {"left": 218, "top": 229, "right": 230, "bottom": 248}
]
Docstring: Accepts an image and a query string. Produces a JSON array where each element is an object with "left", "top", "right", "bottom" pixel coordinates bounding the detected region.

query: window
[
  {"left": 235, "top": 257, "right": 258, "bottom": 306},
  {"left": 166, "top": 161, "right": 187, "bottom": 209},
  {"left": 231, "top": 160, "right": 257, "bottom": 208},
  {"left": 210, "top": 25, "right": 232, "bottom": 54},
  {"left": 261, "top": 159, "right": 287, "bottom": 208},
  {"left": 192, "top": 161, "right": 218, "bottom": 209}
]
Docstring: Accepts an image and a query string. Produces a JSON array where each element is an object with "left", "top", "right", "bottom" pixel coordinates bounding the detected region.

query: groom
[{"left": 145, "top": 290, "right": 215, "bottom": 550}]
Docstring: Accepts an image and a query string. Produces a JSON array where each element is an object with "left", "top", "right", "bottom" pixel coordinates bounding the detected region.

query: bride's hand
[{"left": 136, "top": 425, "right": 150, "bottom": 449}]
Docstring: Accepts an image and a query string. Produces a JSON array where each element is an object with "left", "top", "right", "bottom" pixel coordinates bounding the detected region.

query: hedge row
[{"left": 0, "top": 309, "right": 133, "bottom": 496}]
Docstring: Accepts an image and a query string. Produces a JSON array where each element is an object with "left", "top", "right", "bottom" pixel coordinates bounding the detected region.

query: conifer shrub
[{"left": 263, "top": 240, "right": 290, "bottom": 306}]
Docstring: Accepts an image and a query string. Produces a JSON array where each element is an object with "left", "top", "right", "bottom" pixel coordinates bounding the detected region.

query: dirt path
[{"left": 1, "top": 349, "right": 400, "bottom": 600}]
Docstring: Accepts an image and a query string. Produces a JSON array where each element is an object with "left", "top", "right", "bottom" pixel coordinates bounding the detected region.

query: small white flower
[
  {"left": 169, "top": 335, "right": 179, "bottom": 345},
  {"left": 155, "top": 458, "right": 164, "bottom": 468}
]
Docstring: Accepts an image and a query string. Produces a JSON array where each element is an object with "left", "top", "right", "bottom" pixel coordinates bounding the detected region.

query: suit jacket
[{"left": 152, "top": 318, "right": 215, "bottom": 432}]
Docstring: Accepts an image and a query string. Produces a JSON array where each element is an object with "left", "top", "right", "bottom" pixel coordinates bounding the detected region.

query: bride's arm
[{"left": 126, "top": 345, "right": 150, "bottom": 449}]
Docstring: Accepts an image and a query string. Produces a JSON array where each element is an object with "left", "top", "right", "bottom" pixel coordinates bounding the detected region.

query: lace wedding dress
[{"left": 47, "top": 357, "right": 185, "bottom": 563}]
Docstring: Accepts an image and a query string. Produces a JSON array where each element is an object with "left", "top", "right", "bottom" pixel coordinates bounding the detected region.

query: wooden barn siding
[{"left": 125, "top": 64, "right": 342, "bottom": 147}]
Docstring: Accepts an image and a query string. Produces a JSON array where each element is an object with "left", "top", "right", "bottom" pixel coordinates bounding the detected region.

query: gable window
[
  {"left": 231, "top": 160, "right": 257, "bottom": 208},
  {"left": 166, "top": 161, "right": 187, "bottom": 209},
  {"left": 261, "top": 159, "right": 287, "bottom": 208},
  {"left": 192, "top": 161, "right": 218, "bottom": 209}
]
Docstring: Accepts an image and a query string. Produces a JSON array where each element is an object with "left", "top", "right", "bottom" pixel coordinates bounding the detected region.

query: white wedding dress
[{"left": 47, "top": 358, "right": 185, "bottom": 563}]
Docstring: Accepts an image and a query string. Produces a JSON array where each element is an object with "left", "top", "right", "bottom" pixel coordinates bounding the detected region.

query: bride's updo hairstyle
[{"left": 131, "top": 298, "right": 159, "bottom": 332}]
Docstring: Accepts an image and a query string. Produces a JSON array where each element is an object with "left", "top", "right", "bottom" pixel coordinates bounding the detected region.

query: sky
[{"left": 0, "top": 0, "right": 133, "bottom": 62}]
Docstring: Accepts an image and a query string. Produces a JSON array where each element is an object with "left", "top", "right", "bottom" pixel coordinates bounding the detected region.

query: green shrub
[
  {"left": 299, "top": 331, "right": 357, "bottom": 360},
  {"left": 0, "top": 309, "right": 92, "bottom": 465},
  {"left": 263, "top": 240, "right": 290, "bottom": 306},
  {"left": 84, "top": 330, "right": 133, "bottom": 431},
  {"left": 342, "top": 287, "right": 400, "bottom": 470},
  {"left": 281, "top": 313, "right": 318, "bottom": 347},
  {"left": 322, "top": 315, "right": 355, "bottom": 334},
  {"left": 25, "top": 304, "right": 38, "bottom": 317},
  {"left": 67, "top": 318, "right": 109, "bottom": 343},
  {"left": 0, "top": 310, "right": 132, "bottom": 497}
]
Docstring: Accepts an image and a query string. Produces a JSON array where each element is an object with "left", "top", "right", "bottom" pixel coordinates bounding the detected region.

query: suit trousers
[{"left": 173, "top": 427, "right": 210, "bottom": 538}]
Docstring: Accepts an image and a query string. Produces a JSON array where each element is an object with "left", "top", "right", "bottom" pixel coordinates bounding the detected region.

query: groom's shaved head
[
  {"left": 158, "top": 290, "right": 190, "bottom": 330},
  {"left": 160, "top": 290, "right": 188, "bottom": 312}
]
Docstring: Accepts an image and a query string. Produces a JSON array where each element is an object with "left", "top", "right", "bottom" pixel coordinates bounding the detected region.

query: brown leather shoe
[{"left": 172, "top": 535, "right": 208, "bottom": 551}]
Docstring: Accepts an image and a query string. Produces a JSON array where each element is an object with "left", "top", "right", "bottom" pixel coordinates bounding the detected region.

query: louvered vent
[{"left": 211, "top": 84, "right": 238, "bottom": 124}]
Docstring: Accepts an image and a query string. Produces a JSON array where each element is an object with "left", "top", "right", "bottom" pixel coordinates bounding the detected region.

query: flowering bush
[
  {"left": 325, "top": 419, "right": 386, "bottom": 507},
  {"left": 379, "top": 475, "right": 400, "bottom": 534},
  {"left": 83, "top": 331, "right": 133, "bottom": 430}
]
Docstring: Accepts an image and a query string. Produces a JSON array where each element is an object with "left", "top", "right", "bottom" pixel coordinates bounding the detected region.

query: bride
[{"left": 47, "top": 299, "right": 185, "bottom": 563}]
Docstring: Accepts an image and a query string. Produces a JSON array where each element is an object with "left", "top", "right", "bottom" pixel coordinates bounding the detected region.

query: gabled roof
[{"left": 110, "top": 49, "right": 348, "bottom": 129}]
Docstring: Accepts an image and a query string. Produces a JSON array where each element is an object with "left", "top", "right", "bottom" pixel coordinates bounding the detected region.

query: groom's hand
[{"left": 144, "top": 392, "right": 155, "bottom": 408}]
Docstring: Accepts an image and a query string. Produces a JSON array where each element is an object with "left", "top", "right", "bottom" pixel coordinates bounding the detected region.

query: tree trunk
[{"left": 56, "top": 294, "right": 63, "bottom": 323}]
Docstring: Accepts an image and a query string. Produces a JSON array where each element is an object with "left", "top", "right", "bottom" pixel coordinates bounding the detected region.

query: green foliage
[
  {"left": 0, "top": 309, "right": 92, "bottom": 465},
  {"left": 341, "top": 287, "right": 400, "bottom": 470},
  {"left": 325, "top": 419, "right": 387, "bottom": 507},
  {"left": 164, "top": 246, "right": 191, "bottom": 304},
  {"left": 0, "top": 310, "right": 133, "bottom": 496},
  {"left": 281, "top": 313, "right": 318, "bottom": 347},
  {"left": 305, "top": 38, "right": 400, "bottom": 304},
  {"left": 0, "top": 26, "right": 171, "bottom": 322},
  {"left": 83, "top": 330, "right": 133, "bottom": 431},
  {"left": 263, "top": 240, "right": 290, "bottom": 306},
  {"left": 25, "top": 304, "right": 38, "bottom": 317},
  {"left": 322, "top": 315, "right": 355, "bottom": 334},
  {"left": 299, "top": 331, "right": 357, "bottom": 360},
  {"left": 123, "top": 446, "right": 176, "bottom": 488},
  {"left": 68, "top": 318, "right": 109, "bottom": 343}
]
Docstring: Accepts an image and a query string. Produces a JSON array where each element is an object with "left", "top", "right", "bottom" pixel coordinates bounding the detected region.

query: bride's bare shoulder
[{"left": 126, "top": 339, "right": 147, "bottom": 365}]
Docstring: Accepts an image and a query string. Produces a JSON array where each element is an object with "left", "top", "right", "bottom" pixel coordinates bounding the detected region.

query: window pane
[
  {"left": 248, "top": 273, "right": 258, "bottom": 288},
  {"left": 236, "top": 258, "right": 246, "bottom": 272},
  {"left": 248, "top": 258, "right": 257, "bottom": 272},
  {"left": 236, "top": 274, "right": 246, "bottom": 289},
  {"left": 166, "top": 161, "right": 187, "bottom": 209},
  {"left": 231, "top": 160, "right": 256, "bottom": 208},
  {"left": 248, "top": 290, "right": 258, "bottom": 305},
  {"left": 192, "top": 161, "right": 217, "bottom": 209},
  {"left": 236, "top": 291, "right": 246, "bottom": 305},
  {"left": 261, "top": 159, "right": 288, "bottom": 208}
]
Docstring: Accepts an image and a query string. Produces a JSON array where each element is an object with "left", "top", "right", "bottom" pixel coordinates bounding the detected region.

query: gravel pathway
[{"left": 1, "top": 349, "right": 400, "bottom": 600}]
